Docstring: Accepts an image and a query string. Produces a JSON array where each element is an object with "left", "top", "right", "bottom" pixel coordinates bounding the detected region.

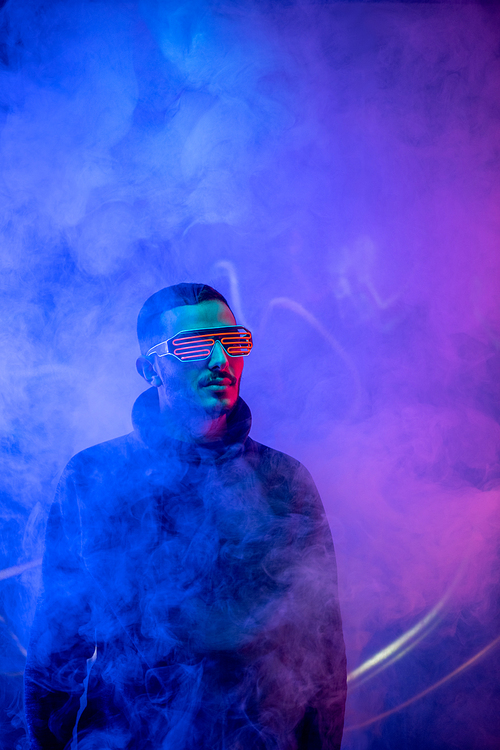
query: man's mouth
[{"left": 201, "top": 376, "right": 235, "bottom": 388}]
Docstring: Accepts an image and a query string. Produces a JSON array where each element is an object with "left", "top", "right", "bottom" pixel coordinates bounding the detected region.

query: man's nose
[{"left": 208, "top": 340, "right": 229, "bottom": 368}]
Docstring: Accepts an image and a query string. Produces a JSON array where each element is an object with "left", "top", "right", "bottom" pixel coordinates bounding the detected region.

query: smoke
[{"left": 1, "top": 0, "right": 499, "bottom": 747}]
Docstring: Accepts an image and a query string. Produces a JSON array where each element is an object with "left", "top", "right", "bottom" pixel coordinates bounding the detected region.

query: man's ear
[{"left": 136, "top": 356, "right": 162, "bottom": 387}]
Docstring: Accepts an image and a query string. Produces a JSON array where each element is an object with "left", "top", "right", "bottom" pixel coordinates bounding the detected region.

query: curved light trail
[
  {"left": 263, "top": 297, "right": 363, "bottom": 419},
  {"left": 347, "top": 557, "right": 471, "bottom": 688},
  {"left": 0, "top": 558, "right": 42, "bottom": 582},
  {"left": 212, "top": 260, "right": 248, "bottom": 328},
  {"left": 347, "top": 593, "right": 448, "bottom": 688},
  {"left": 345, "top": 634, "right": 500, "bottom": 732}
]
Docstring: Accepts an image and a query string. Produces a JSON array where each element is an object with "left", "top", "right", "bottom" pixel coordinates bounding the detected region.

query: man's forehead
[{"left": 158, "top": 300, "right": 236, "bottom": 337}]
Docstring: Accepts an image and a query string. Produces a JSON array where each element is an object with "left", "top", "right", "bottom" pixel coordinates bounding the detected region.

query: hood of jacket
[{"left": 131, "top": 387, "right": 252, "bottom": 464}]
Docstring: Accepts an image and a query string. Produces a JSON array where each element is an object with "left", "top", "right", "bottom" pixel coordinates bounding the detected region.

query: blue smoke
[{"left": 1, "top": 0, "right": 499, "bottom": 748}]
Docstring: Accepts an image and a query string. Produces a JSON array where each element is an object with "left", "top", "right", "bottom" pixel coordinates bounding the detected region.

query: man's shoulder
[
  {"left": 63, "top": 431, "right": 143, "bottom": 481},
  {"left": 245, "top": 436, "right": 298, "bottom": 467},
  {"left": 245, "top": 437, "right": 315, "bottom": 485},
  {"left": 244, "top": 438, "right": 323, "bottom": 517}
]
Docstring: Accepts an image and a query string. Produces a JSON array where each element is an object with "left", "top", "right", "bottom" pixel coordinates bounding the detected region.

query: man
[{"left": 25, "top": 283, "right": 346, "bottom": 749}]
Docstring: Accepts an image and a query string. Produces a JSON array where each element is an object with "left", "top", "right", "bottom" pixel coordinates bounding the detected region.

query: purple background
[{"left": 1, "top": 1, "right": 499, "bottom": 747}]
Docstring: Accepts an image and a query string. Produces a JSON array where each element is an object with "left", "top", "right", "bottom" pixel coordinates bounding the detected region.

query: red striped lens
[{"left": 147, "top": 326, "right": 253, "bottom": 362}]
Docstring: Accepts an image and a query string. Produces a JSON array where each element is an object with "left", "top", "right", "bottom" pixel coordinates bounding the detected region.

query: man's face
[{"left": 150, "top": 300, "right": 244, "bottom": 418}]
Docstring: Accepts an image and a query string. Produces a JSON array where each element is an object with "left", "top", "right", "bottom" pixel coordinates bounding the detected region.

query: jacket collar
[{"left": 131, "top": 387, "right": 252, "bottom": 463}]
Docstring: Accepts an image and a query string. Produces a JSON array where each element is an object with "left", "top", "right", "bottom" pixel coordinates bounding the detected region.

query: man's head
[{"left": 136, "top": 284, "right": 246, "bottom": 431}]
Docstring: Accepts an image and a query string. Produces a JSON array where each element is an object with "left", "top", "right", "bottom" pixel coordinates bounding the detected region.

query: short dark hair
[{"left": 137, "top": 283, "right": 232, "bottom": 354}]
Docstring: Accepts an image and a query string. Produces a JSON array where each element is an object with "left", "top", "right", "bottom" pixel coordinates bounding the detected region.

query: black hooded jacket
[{"left": 24, "top": 389, "right": 346, "bottom": 749}]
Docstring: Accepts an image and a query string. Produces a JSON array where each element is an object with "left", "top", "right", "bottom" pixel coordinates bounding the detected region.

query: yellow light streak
[
  {"left": 347, "top": 559, "right": 470, "bottom": 687},
  {"left": 349, "top": 619, "right": 438, "bottom": 690},
  {"left": 347, "top": 595, "right": 446, "bottom": 684},
  {"left": 345, "top": 634, "right": 500, "bottom": 732}
]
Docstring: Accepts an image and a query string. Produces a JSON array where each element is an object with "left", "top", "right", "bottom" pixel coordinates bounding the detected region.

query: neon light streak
[
  {"left": 211, "top": 260, "right": 248, "bottom": 328},
  {"left": 0, "top": 561, "right": 43, "bottom": 670},
  {"left": 344, "top": 634, "right": 500, "bottom": 732},
  {"left": 0, "top": 613, "right": 27, "bottom": 661},
  {"left": 347, "top": 556, "right": 470, "bottom": 688},
  {"left": 347, "top": 595, "right": 448, "bottom": 686},
  {"left": 263, "top": 298, "right": 362, "bottom": 419},
  {"left": 0, "top": 558, "right": 42, "bottom": 582}
]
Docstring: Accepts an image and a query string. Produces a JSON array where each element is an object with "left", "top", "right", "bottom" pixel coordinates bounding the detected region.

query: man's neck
[
  {"left": 190, "top": 412, "right": 228, "bottom": 443},
  {"left": 157, "top": 398, "right": 229, "bottom": 444}
]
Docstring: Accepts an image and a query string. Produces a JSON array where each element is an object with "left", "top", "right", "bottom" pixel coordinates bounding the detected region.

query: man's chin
[
  {"left": 200, "top": 391, "right": 236, "bottom": 417},
  {"left": 203, "top": 398, "right": 234, "bottom": 417}
]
